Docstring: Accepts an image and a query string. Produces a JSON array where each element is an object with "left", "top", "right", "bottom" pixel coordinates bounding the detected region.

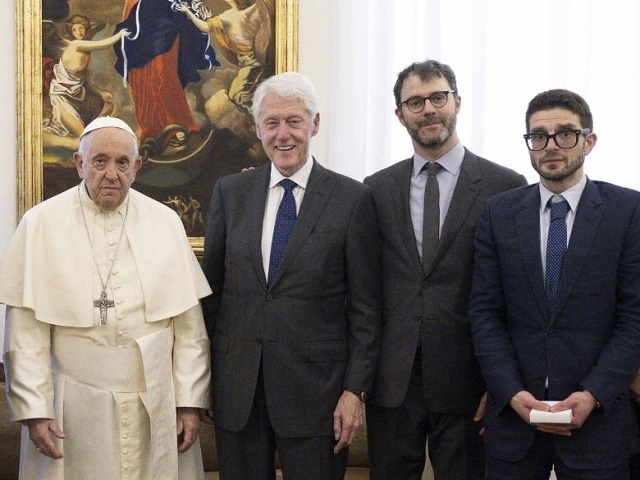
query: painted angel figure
[
  {"left": 42, "top": 15, "right": 129, "bottom": 148},
  {"left": 177, "top": 0, "right": 273, "bottom": 116}
]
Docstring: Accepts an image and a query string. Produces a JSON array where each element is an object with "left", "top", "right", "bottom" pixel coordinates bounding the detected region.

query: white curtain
[{"left": 300, "top": 0, "right": 640, "bottom": 190}]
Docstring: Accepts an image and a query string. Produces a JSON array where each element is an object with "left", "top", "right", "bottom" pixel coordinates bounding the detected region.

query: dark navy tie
[
  {"left": 545, "top": 196, "right": 569, "bottom": 313},
  {"left": 268, "top": 179, "right": 297, "bottom": 285}
]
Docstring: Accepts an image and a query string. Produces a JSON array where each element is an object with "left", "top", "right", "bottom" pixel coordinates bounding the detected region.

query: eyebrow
[{"left": 530, "top": 122, "right": 580, "bottom": 133}]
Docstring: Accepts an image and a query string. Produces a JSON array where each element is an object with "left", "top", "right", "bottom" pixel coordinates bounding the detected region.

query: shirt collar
[
  {"left": 539, "top": 174, "right": 587, "bottom": 214},
  {"left": 269, "top": 155, "right": 314, "bottom": 189},
  {"left": 412, "top": 141, "right": 464, "bottom": 177}
]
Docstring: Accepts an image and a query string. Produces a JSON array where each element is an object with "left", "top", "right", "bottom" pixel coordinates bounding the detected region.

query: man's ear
[
  {"left": 584, "top": 132, "right": 597, "bottom": 155},
  {"left": 311, "top": 113, "right": 320, "bottom": 137},
  {"left": 72, "top": 152, "right": 85, "bottom": 179}
]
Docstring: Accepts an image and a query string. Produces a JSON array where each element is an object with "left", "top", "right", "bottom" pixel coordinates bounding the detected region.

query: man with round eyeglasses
[
  {"left": 364, "top": 59, "right": 527, "bottom": 480},
  {"left": 469, "top": 88, "right": 640, "bottom": 479}
]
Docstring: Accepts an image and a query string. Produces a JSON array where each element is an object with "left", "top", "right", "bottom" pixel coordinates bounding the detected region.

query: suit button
[
  {"left": 548, "top": 329, "right": 556, "bottom": 337},
  {"left": 266, "top": 294, "right": 273, "bottom": 301},
  {"left": 413, "top": 314, "right": 421, "bottom": 321}
]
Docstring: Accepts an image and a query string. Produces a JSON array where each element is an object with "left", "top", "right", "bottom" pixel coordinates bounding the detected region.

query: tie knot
[
  {"left": 424, "top": 162, "right": 441, "bottom": 176},
  {"left": 280, "top": 179, "right": 297, "bottom": 192},
  {"left": 548, "top": 196, "right": 569, "bottom": 220}
]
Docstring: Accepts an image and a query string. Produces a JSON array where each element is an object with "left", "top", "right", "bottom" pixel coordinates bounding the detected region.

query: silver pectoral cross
[{"left": 93, "top": 290, "right": 115, "bottom": 326}]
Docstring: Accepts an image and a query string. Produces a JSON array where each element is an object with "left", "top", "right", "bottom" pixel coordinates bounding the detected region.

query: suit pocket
[{"left": 306, "top": 341, "right": 348, "bottom": 363}]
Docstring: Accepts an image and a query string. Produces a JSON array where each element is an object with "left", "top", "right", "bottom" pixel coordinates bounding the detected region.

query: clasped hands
[{"left": 510, "top": 390, "right": 597, "bottom": 437}]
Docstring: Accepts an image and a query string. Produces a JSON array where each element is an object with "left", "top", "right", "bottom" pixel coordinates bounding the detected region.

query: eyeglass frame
[
  {"left": 397, "top": 90, "right": 457, "bottom": 113},
  {"left": 523, "top": 128, "right": 591, "bottom": 151}
]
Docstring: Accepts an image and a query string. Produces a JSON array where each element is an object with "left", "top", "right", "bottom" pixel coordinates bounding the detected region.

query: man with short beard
[
  {"left": 468, "top": 89, "right": 640, "bottom": 478},
  {"left": 363, "top": 59, "right": 527, "bottom": 480}
]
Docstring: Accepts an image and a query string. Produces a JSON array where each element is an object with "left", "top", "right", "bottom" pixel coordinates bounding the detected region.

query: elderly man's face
[
  {"left": 73, "top": 127, "right": 141, "bottom": 211},
  {"left": 255, "top": 94, "right": 319, "bottom": 177}
]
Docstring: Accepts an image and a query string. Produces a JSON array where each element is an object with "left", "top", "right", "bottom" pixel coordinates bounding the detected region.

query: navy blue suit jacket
[{"left": 469, "top": 179, "right": 640, "bottom": 468}]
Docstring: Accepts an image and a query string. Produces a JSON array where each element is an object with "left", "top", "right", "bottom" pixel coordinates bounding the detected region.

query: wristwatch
[{"left": 345, "top": 388, "right": 369, "bottom": 403}]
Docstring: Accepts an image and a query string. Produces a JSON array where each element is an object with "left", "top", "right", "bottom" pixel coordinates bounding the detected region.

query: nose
[
  {"left": 275, "top": 123, "right": 290, "bottom": 140},
  {"left": 104, "top": 162, "right": 119, "bottom": 179},
  {"left": 421, "top": 100, "right": 438, "bottom": 116},
  {"left": 546, "top": 137, "right": 561, "bottom": 151}
]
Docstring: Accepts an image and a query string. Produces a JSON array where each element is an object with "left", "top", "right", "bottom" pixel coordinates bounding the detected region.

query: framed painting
[{"left": 16, "top": 0, "right": 298, "bottom": 256}]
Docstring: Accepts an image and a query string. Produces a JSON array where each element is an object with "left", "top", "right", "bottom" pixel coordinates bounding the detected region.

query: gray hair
[{"left": 253, "top": 72, "right": 318, "bottom": 122}]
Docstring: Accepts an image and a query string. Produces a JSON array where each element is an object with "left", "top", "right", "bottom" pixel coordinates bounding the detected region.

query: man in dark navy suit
[{"left": 469, "top": 89, "right": 640, "bottom": 479}]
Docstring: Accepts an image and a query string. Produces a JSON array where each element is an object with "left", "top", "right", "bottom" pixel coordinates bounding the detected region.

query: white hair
[{"left": 253, "top": 72, "right": 318, "bottom": 122}]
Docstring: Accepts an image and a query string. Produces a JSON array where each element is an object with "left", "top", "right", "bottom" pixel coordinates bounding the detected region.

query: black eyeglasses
[
  {"left": 523, "top": 128, "right": 591, "bottom": 151},
  {"left": 398, "top": 91, "right": 456, "bottom": 113}
]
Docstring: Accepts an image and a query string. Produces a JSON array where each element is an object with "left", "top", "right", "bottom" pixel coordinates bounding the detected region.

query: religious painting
[{"left": 17, "top": 0, "right": 298, "bottom": 255}]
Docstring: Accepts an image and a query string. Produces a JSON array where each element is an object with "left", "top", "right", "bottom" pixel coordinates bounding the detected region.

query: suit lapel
[
  {"left": 391, "top": 159, "right": 424, "bottom": 277},
  {"left": 515, "top": 186, "right": 548, "bottom": 320},
  {"left": 554, "top": 180, "right": 602, "bottom": 318},
  {"left": 247, "top": 165, "right": 271, "bottom": 289},
  {"left": 434, "top": 151, "right": 481, "bottom": 271},
  {"left": 268, "top": 159, "right": 334, "bottom": 288}
]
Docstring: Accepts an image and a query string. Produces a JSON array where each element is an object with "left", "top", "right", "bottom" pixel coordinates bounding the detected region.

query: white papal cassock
[{"left": 0, "top": 184, "right": 212, "bottom": 480}]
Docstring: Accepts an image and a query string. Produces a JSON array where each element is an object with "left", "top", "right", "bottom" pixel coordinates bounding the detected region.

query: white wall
[{"left": 0, "top": 4, "right": 17, "bottom": 349}]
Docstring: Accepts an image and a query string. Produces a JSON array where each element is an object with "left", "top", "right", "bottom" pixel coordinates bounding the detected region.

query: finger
[
  {"left": 49, "top": 422, "right": 66, "bottom": 440},
  {"left": 178, "top": 434, "right": 195, "bottom": 453},
  {"left": 333, "top": 429, "right": 351, "bottom": 454},
  {"left": 333, "top": 415, "right": 342, "bottom": 442},
  {"left": 37, "top": 440, "right": 64, "bottom": 459},
  {"left": 474, "top": 393, "right": 488, "bottom": 421},
  {"left": 536, "top": 425, "right": 572, "bottom": 436}
]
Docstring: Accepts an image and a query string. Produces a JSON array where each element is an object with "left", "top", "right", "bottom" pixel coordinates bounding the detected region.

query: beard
[
  {"left": 531, "top": 150, "right": 585, "bottom": 182},
  {"left": 407, "top": 113, "right": 457, "bottom": 150}
]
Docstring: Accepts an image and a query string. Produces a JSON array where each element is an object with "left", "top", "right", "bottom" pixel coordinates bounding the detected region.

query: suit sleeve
[
  {"left": 201, "top": 179, "right": 226, "bottom": 338},
  {"left": 580, "top": 196, "right": 640, "bottom": 408},
  {"left": 342, "top": 187, "right": 382, "bottom": 394},
  {"left": 468, "top": 202, "right": 524, "bottom": 411}
]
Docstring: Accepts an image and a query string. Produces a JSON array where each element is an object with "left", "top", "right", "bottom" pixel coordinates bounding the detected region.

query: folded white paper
[{"left": 529, "top": 401, "right": 572, "bottom": 424}]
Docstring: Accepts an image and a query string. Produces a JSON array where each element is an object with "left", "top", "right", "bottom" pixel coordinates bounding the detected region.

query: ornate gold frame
[{"left": 16, "top": 0, "right": 298, "bottom": 256}]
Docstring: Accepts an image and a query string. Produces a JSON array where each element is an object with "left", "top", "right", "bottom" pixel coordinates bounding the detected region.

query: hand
[
  {"left": 176, "top": 407, "right": 201, "bottom": 453},
  {"left": 200, "top": 407, "right": 214, "bottom": 425},
  {"left": 332, "top": 391, "right": 364, "bottom": 453},
  {"left": 536, "top": 391, "right": 597, "bottom": 437},
  {"left": 27, "top": 418, "right": 65, "bottom": 459},
  {"left": 631, "top": 372, "right": 640, "bottom": 406},
  {"left": 474, "top": 392, "right": 487, "bottom": 436},
  {"left": 509, "top": 390, "right": 564, "bottom": 433},
  {"left": 119, "top": 28, "right": 131, "bottom": 38}
]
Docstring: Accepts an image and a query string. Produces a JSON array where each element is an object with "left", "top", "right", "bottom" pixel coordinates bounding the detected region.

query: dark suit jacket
[
  {"left": 363, "top": 148, "right": 527, "bottom": 413},
  {"left": 469, "top": 179, "right": 640, "bottom": 467},
  {"left": 201, "top": 160, "right": 381, "bottom": 438}
]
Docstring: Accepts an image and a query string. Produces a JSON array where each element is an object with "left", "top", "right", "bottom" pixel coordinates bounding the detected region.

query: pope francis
[{"left": 0, "top": 117, "right": 212, "bottom": 479}]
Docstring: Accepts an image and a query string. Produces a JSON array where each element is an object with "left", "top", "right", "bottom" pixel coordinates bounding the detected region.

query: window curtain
[{"left": 300, "top": 0, "right": 640, "bottom": 191}]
